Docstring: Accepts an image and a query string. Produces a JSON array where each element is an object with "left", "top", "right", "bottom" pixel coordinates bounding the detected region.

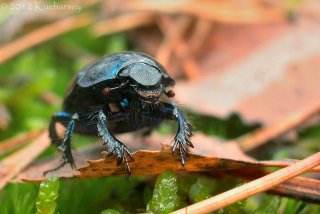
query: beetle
[{"left": 46, "top": 52, "right": 193, "bottom": 175}]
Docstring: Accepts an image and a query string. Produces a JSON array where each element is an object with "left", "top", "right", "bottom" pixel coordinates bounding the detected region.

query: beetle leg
[
  {"left": 59, "top": 113, "right": 79, "bottom": 168},
  {"left": 44, "top": 112, "right": 78, "bottom": 175},
  {"left": 155, "top": 103, "right": 193, "bottom": 166},
  {"left": 48, "top": 112, "right": 71, "bottom": 144},
  {"left": 97, "top": 110, "right": 133, "bottom": 174}
]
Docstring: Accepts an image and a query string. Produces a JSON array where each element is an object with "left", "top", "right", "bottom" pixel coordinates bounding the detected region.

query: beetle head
[{"left": 120, "top": 63, "right": 173, "bottom": 103}]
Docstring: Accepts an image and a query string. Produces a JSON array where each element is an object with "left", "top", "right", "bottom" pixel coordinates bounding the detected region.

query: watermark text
[{"left": 0, "top": 1, "right": 82, "bottom": 14}]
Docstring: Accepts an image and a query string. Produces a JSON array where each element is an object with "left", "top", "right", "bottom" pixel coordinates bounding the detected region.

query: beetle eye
[{"left": 103, "top": 88, "right": 111, "bottom": 96}]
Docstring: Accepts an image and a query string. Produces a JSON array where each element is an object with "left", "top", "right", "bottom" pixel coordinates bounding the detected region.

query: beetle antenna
[
  {"left": 103, "top": 80, "right": 129, "bottom": 95},
  {"left": 110, "top": 80, "right": 129, "bottom": 90},
  {"left": 130, "top": 83, "right": 137, "bottom": 87}
]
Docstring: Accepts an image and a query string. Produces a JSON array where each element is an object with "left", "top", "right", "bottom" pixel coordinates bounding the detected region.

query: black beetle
[{"left": 47, "top": 52, "right": 193, "bottom": 175}]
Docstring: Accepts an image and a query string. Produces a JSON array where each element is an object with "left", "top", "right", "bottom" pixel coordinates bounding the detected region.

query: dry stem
[{"left": 172, "top": 151, "right": 320, "bottom": 213}]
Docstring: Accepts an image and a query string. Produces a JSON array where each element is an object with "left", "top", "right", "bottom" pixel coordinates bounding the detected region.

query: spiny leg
[
  {"left": 147, "top": 102, "right": 193, "bottom": 165},
  {"left": 97, "top": 110, "right": 133, "bottom": 175},
  {"left": 171, "top": 106, "right": 193, "bottom": 165},
  {"left": 44, "top": 112, "right": 78, "bottom": 175}
]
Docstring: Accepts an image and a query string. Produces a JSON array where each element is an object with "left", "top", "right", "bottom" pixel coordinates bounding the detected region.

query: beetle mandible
[{"left": 46, "top": 52, "right": 193, "bottom": 175}]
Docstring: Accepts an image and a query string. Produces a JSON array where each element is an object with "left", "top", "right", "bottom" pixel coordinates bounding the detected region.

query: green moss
[
  {"left": 36, "top": 177, "right": 60, "bottom": 214},
  {"left": 146, "top": 170, "right": 179, "bottom": 214},
  {"left": 100, "top": 209, "right": 122, "bottom": 214},
  {"left": 252, "top": 196, "right": 280, "bottom": 214},
  {"left": 188, "top": 177, "right": 217, "bottom": 203}
]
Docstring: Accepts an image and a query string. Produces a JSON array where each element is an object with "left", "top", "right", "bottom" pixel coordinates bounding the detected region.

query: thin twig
[
  {"left": 172, "top": 151, "right": 320, "bottom": 214},
  {"left": 0, "top": 131, "right": 50, "bottom": 190},
  {"left": 175, "top": 41, "right": 201, "bottom": 81},
  {"left": 174, "top": 19, "right": 212, "bottom": 81},
  {"left": 0, "top": 13, "right": 93, "bottom": 63},
  {"left": 240, "top": 170, "right": 320, "bottom": 203},
  {"left": 40, "top": 91, "right": 61, "bottom": 106},
  {"left": 236, "top": 100, "right": 320, "bottom": 151},
  {"left": 188, "top": 19, "right": 212, "bottom": 53},
  {"left": 157, "top": 17, "right": 209, "bottom": 80},
  {"left": 93, "top": 12, "right": 156, "bottom": 37},
  {"left": 122, "top": 0, "right": 284, "bottom": 24},
  {"left": 0, "top": 104, "right": 10, "bottom": 129},
  {"left": 269, "top": 177, "right": 320, "bottom": 202},
  {"left": 0, "top": 130, "right": 42, "bottom": 155},
  {"left": 156, "top": 16, "right": 193, "bottom": 69}
]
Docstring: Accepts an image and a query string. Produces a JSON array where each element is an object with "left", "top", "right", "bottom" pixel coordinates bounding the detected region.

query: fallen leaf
[
  {"left": 17, "top": 133, "right": 320, "bottom": 182},
  {"left": 10, "top": 131, "right": 319, "bottom": 202},
  {"left": 175, "top": 18, "right": 320, "bottom": 125}
]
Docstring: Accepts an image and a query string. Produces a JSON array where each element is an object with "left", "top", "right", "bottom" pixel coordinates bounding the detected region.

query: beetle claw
[
  {"left": 114, "top": 146, "right": 132, "bottom": 175},
  {"left": 186, "top": 139, "right": 194, "bottom": 148},
  {"left": 43, "top": 155, "right": 76, "bottom": 176},
  {"left": 180, "top": 151, "right": 186, "bottom": 166},
  {"left": 124, "top": 154, "right": 132, "bottom": 176},
  {"left": 172, "top": 114, "right": 193, "bottom": 166},
  {"left": 124, "top": 147, "right": 134, "bottom": 161},
  {"left": 103, "top": 136, "right": 133, "bottom": 174},
  {"left": 116, "top": 155, "right": 123, "bottom": 166},
  {"left": 70, "top": 161, "right": 77, "bottom": 169},
  {"left": 172, "top": 141, "right": 178, "bottom": 153}
]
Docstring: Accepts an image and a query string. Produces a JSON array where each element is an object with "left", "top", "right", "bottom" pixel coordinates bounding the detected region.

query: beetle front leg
[
  {"left": 45, "top": 112, "right": 78, "bottom": 175},
  {"left": 172, "top": 106, "right": 193, "bottom": 165},
  {"left": 158, "top": 103, "right": 193, "bottom": 165},
  {"left": 97, "top": 110, "right": 133, "bottom": 174}
]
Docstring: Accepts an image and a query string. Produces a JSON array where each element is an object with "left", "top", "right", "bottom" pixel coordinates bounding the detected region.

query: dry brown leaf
[
  {"left": 10, "top": 132, "right": 319, "bottom": 202},
  {"left": 16, "top": 132, "right": 249, "bottom": 181},
  {"left": 17, "top": 132, "right": 320, "bottom": 182},
  {"left": 300, "top": 0, "right": 320, "bottom": 19},
  {"left": 175, "top": 18, "right": 320, "bottom": 125}
]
